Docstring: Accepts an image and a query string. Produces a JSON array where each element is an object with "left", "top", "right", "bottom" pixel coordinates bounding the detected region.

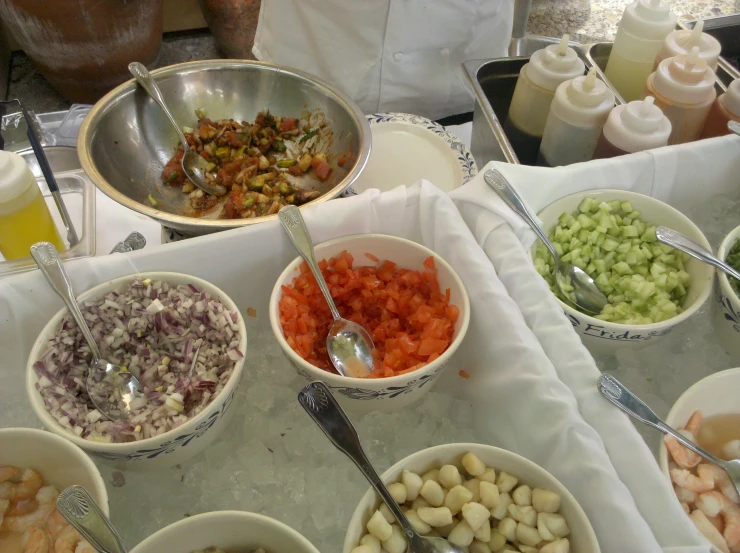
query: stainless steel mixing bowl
[{"left": 78, "top": 60, "right": 371, "bottom": 234}]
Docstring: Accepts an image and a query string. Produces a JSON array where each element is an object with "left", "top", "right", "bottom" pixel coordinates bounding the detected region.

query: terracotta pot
[
  {"left": 0, "top": 0, "right": 163, "bottom": 103},
  {"left": 199, "top": 0, "right": 260, "bottom": 59}
]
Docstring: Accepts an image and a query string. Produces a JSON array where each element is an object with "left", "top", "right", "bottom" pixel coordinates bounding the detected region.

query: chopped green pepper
[
  {"left": 165, "top": 172, "right": 178, "bottom": 183},
  {"left": 299, "top": 128, "right": 319, "bottom": 144},
  {"left": 243, "top": 198, "right": 255, "bottom": 208},
  {"left": 215, "top": 146, "right": 230, "bottom": 159},
  {"left": 148, "top": 194, "right": 158, "bottom": 206},
  {"left": 275, "top": 139, "right": 286, "bottom": 152},
  {"left": 278, "top": 181, "right": 292, "bottom": 195},
  {"left": 276, "top": 159, "right": 296, "bottom": 168}
]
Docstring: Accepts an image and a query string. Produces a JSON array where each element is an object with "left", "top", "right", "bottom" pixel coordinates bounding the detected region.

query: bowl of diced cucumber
[
  {"left": 715, "top": 224, "right": 740, "bottom": 358},
  {"left": 533, "top": 190, "right": 714, "bottom": 354}
]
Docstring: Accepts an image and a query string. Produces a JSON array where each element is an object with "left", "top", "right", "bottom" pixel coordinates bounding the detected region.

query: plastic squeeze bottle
[
  {"left": 653, "top": 19, "right": 722, "bottom": 72},
  {"left": 644, "top": 47, "right": 717, "bottom": 144},
  {"left": 592, "top": 96, "right": 672, "bottom": 158},
  {"left": 503, "top": 34, "right": 586, "bottom": 165},
  {"left": 604, "top": 0, "right": 677, "bottom": 103},
  {"left": 699, "top": 79, "right": 740, "bottom": 138},
  {"left": 0, "top": 150, "right": 64, "bottom": 260},
  {"left": 537, "top": 69, "right": 616, "bottom": 167}
]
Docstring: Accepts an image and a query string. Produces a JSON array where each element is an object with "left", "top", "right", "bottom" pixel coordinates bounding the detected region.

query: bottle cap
[
  {"left": 551, "top": 69, "right": 616, "bottom": 127},
  {"left": 0, "top": 150, "right": 35, "bottom": 204},
  {"left": 619, "top": 0, "right": 678, "bottom": 40},
  {"left": 603, "top": 96, "right": 672, "bottom": 152},
  {"left": 527, "top": 34, "right": 586, "bottom": 91},
  {"left": 723, "top": 79, "right": 740, "bottom": 117},
  {"left": 652, "top": 47, "right": 716, "bottom": 104},
  {"left": 656, "top": 20, "right": 722, "bottom": 70}
]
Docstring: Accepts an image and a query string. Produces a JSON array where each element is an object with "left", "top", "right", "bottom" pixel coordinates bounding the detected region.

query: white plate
[{"left": 346, "top": 113, "right": 477, "bottom": 195}]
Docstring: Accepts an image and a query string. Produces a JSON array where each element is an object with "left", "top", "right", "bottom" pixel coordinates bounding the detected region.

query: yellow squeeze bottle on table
[{"left": 0, "top": 150, "right": 64, "bottom": 260}]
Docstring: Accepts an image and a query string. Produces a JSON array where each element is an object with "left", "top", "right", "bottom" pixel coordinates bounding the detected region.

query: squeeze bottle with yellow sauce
[{"left": 0, "top": 150, "right": 64, "bottom": 260}]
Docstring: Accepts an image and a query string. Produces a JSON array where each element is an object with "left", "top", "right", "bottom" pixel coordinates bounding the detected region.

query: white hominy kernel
[
  {"left": 448, "top": 520, "right": 475, "bottom": 547},
  {"left": 491, "top": 492, "right": 513, "bottom": 520},
  {"left": 404, "top": 510, "right": 431, "bottom": 534},
  {"left": 461, "top": 502, "right": 490, "bottom": 531},
  {"left": 539, "top": 513, "right": 569, "bottom": 538},
  {"left": 512, "top": 485, "right": 532, "bottom": 506},
  {"left": 461, "top": 452, "right": 486, "bottom": 476},
  {"left": 479, "top": 467, "right": 497, "bottom": 484},
  {"left": 488, "top": 529, "right": 507, "bottom": 551},
  {"left": 519, "top": 546, "right": 538, "bottom": 553},
  {"left": 444, "top": 484, "right": 474, "bottom": 515},
  {"left": 499, "top": 547, "right": 518, "bottom": 552},
  {"left": 412, "top": 497, "right": 430, "bottom": 510},
  {"left": 538, "top": 512, "right": 556, "bottom": 541},
  {"left": 439, "top": 465, "right": 463, "bottom": 489},
  {"left": 508, "top": 504, "right": 537, "bottom": 527},
  {"left": 463, "top": 478, "right": 481, "bottom": 502},
  {"left": 351, "top": 546, "right": 375, "bottom": 553},
  {"left": 402, "top": 470, "right": 423, "bottom": 501},
  {"left": 497, "top": 517, "right": 517, "bottom": 541},
  {"left": 382, "top": 524, "right": 408, "bottom": 553},
  {"left": 496, "top": 471, "right": 518, "bottom": 493},
  {"left": 388, "top": 482, "right": 407, "bottom": 504},
  {"left": 417, "top": 506, "right": 454, "bottom": 527},
  {"left": 516, "top": 522, "right": 542, "bottom": 546},
  {"left": 420, "top": 479, "right": 445, "bottom": 507},
  {"left": 360, "top": 534, "right": 381, "bottom": 553},
  {"left": 469, "top": 540, "right": 489, "bottom": 553},
  {"left": 480, "top": 481, "right": 500, "bottom": 509},
  {"left": 379, "top": 503, "right": 395, "bottom": 523},
  {"left": 532, "top": 489, "right": 561, "bottom": 513},
  {"left": 473, "top": 518, "right": 491, "bottom": 542},
  {"left": 367, "top": 510, "right": 393, "bottom": 541},
  {"left": 540, "top": 538, "right": 570, "bottom": 553},
  {"left": 436, "top": 520, "right": 457, "bottom": 538},
  {"left": 422, "top": 469, "right": 440, "bottom": 483}
]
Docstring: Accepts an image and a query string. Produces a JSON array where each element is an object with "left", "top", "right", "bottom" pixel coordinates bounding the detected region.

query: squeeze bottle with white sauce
[
  {"left": 653, "top": 19, "right": 722, "bottom": 72},
  {"left": 503, "top": 34, "right": 586, "bottom": 165},
  {"left": 604, "top": 0, "right": 677, "bottom": 103},
  {"left": 537, "top": 69, "right": 616, "bottom": 167},
  {"left": 644, "top": 47, "right": 716, "bottom": 144},
  {"left": 699, "top": 79, "right": 740, "bottom": 138},
  {"left": 592, "top": 96, "right": 672, "bottom": 158},
  {"left": 0, "top": 150, "right": 64, "bottom": 260}
]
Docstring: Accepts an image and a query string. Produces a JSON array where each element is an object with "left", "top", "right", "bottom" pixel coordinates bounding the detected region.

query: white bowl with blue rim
[
  {"left": 25, "top": 272, "right": 247, "bottom": 471},
  {"left": 269, "top": 234, "right": 470, "bottom": 413},
  {"left": 534, "top": 189, "right": 714, "bottom": 355},
  {"left": 715, "top": 224, "right": 740, "bottom": 359}
]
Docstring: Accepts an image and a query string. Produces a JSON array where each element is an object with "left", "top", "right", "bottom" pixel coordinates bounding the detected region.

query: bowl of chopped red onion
[
  {"left": 269, "top": 234, "right": 470, "bottom": 413},
  {"left": 26, "top": 272, "right": 247, "bottom": 471}
]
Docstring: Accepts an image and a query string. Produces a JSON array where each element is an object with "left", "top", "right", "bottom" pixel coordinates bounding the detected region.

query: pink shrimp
[
  {"left": 1, "top": 502, "right": 54, "bottom": 533},
  {"left": 0, "top": 498, "right": 9, "bottom": 529},
  {"left": 22, "top": 522, "right": 52, "bottom": 553},
  {"left": 695, "top": 490, "right": 740, "bottom": 551},
  {"left": 698, "top": 463, "right": 740, "bottom": 504},
  {"left": 0, "top": 466, "right": 21, "bottom": 483},
  {"left": 665, "top": 411, "right": 704, "bottom": 469},
  {"left": 0, "top": 469, "right": 43, "bottom": 502},
  {"left": 690, "top": 509, "right": 730, "bottom": 553},
  {"left": 671, "top": 467, "right": 714, "bottom": 493},
  {"left": 46, "top": 510, "right": 71, "bottom": 538},
  {"left": 675, "top": 485, "right": 698, "bottom": 504},
  {"left": 54, "top": 524, "right": 83, "bottom": 553}
]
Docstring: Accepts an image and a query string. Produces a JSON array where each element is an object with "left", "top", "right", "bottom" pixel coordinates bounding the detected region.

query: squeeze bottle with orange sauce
[
  {"left": 644, "top": 46, "right": 716, "bottom": 144},
  {"left": 653, "top": 20, "right": 721, "bottom": 72},
  {"left": 592, "top": 96, "right": 672, "bottom": 158},
  {"left": 699, "top": 79, "right": 740, "bottom": 139},
  {"left": 0, "top": 150, "right": 64, "bottom": 260}
]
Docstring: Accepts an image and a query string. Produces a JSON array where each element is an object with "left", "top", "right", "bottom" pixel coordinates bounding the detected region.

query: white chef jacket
[{"left": 252, "top": 0, "right": 515, "bottom": 120}]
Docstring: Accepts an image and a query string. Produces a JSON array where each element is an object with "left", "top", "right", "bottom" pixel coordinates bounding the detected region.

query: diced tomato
[
  {"left": 314, "top": 161, "right": 332, "bottom": 182},
  {"left": 338, "top": 153, "right": 347, "bottom": 166},
  {"left": 279, "top": 118, "right": 298, "bottom": 132}
]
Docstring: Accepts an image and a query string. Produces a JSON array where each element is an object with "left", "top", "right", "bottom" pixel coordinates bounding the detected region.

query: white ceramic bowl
[
  {"left": 269, "top": 234, "right": 470, "bottom": 413},
  {"left": 344, "top": 443, "right": 600, "bottom": 553},
  {"left": 535, "top": 189, "right": 714, "bottom": 355},
  {"left": 658, "top": 368, "right": 740, "bottom": 553},
  {"left": 130, "top": 511, "right": 320, "bottom": 553},
  {"left": 26, "top": 272, "right": 248, "bottom": 472},
  {"left": 0, "top": 427, "right": 109, "bottom": 514},
  {"left": 715, "top": 225, "right": 740, "bottom": 359}
]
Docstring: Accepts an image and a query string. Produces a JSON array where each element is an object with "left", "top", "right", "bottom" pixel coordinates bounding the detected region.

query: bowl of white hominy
[
  {"left": 26, "top": 272, "right": 247, "bottom": 471},
  {"left": 344, "top": 443, "right": 599, "bottom": 553}
]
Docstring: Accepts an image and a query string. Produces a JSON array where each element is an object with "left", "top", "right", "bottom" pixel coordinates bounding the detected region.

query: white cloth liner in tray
[{"left": 0, "top": 172, "right": 722, "bottom": 552}]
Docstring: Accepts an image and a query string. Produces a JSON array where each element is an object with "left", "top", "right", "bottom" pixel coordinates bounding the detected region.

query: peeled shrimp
[
  {"left": 1, "top": 502, "right": 54, "bottom": 533},
  {"left": 0, "top": 469, "right": 43, "bottom": 502},
  {"left": 0, "top": 466, "right": 21, "bottom": 483},
  {"left": 665, "top": 411, "right": 703, "bottom": 469},
  {"left": 695, "top": 490, "right": 740, "bottom": 551},
  {"left": 723, "top": 440, "right": 740, "bottom": 460},
  {"left": 690, "top": 509, "right": 730, "bottom": 553},
  {"left": 0, "top": 497, "right": 9, "bottom": 528},
  {"left": 698, "top": 463, "right": 740, "bottom": 504},
  {"left": 54, "top": 524, "right": 83, "bottom": 553},
  {"left": 22, "top": 522, "right": 52, "bottom": 553},
  {"left": 675, "top": 485, "right": 698, "bottom": 504},
  {"left": 46, "top": 510, "right": 71, "bottom": 537},
  {"left": 74, "top": 541, "right": 95, "bottom": 553},
  {"left": 671, "top": 467, "right": 714, "bottom": 493}
]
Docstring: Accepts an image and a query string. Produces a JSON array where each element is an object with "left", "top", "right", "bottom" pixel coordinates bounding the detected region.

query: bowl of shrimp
[
  {"left": 0, "top": 427, "right": 108, "bottom": 553},
  {"left": 658, "top": 368, "right": 740, "bottom": 553}
]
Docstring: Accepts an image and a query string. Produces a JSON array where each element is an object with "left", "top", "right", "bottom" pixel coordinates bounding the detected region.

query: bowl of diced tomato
[{"left": 269, "top": 234, "right": 470, "bottom": 412}]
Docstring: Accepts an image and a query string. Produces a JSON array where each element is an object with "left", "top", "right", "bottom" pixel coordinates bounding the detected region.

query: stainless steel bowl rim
[{"left": 77, "top": 59, "right": 372, "bottom": 232}]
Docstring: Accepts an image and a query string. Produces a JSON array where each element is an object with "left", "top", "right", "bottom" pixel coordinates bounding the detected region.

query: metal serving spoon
[
  {"left": 278, "top": 205, "right": 374, "bottom": 377},
  {"left": 128, "top": 62, "right": 227, "bottom": 198},
  {"left": 598, "top": 373, "right": 740, "bottom": 497},
  {"left": 299, "top": 381, "right": 463, "bottom": 553},
  {"left": 656, "top": 226, "right": 740, "bottom": 281},
  {"left": 30, "top": 242, "right": 144, "bottom": 421},
  {"left": 484, "top": 169, "right": 608, "bottom": 315},
  {"left": 729, "top": 120, "right": 740, "bottom": 136},
  {"left": 57, "top": 486, "right": 127, "bottom": 553}
]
